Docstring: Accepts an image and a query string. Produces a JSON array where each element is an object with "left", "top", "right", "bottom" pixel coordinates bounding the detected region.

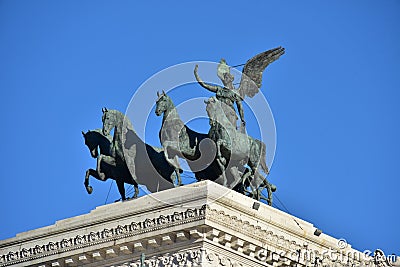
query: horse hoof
[
  {"left": 270, "top": 184, "right": 277, "bottom": 192},
  {"left": 220, "top": 158, "right": 227, "bottom": 165},
  {"left": 86, "top": 186, "right": 93, "bottom": 194}
]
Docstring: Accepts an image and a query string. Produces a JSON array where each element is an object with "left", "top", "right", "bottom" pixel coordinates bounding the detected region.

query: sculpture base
[{"left": 0, "top": 181, "right": 380, "bottom": 266}]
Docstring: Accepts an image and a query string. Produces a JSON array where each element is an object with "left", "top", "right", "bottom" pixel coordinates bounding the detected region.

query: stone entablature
[{"left": 0, "top": 181, "right": 393, "bottom": 267}]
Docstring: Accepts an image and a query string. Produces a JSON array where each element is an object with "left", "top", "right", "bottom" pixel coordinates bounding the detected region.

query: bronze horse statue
[
  {"left": 82, "top": 129, "right": 138, "bottom": 201},
  {"left": 155, "top": 91, "right": 259, "bottom": 194},
  {"left": 155, "top": 91, "right": 226, "bottom": 184},
  {"left": 98, "top": 108, "right": 177, "bottom": 196},
  {"left": 205, "top": 96, "right": 275, "bottom": 205}
]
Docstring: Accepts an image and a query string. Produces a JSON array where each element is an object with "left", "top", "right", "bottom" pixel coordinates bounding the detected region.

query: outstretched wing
[{"left": 238, "top": 46, "right": 285, "bottom": 98}]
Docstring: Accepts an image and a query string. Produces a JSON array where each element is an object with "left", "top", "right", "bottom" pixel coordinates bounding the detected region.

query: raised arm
[
  {"left": 236, "top": 99, "right": 245, "bottom": 126},
  {"left": 194, "top": 65, "right": 220, "bottom": 93}
]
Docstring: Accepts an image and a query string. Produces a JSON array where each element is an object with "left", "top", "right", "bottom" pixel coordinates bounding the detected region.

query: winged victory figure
[{"left": 194, "top": 46, "right": 285, "bottom": 131}]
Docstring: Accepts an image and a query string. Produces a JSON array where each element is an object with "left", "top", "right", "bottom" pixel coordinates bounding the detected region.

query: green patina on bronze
[
  {"left": 82, "top": 47, "right": 284, "bottom": 206},
  {"left": 194, "top": 46, "right": 285, "bottom": 132},
  {"left": 83, "top": 109, "right": 178, "bottom": 202}
]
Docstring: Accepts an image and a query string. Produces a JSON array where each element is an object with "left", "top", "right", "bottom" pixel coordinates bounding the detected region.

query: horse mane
[
  {"left": 106, "top": 109, "right": 152, "bottom": 154},
  {"left": 90, "top": 128, "right": 112, "bottom": 142},
  {"left": 91, "top": 128, "right": 102, "bottom": 133},
  {"left": 164, "top": 94, "right": 183, "bottom": 123},
  {"left": 84, "top": 128, "right": 112, "bottom": 156},
  {"left": 163, "top": 93, "right": 173, "bottom": 104},
  {"left": 160, "top": 94, "right": 176, "bottom": 114},
  {"left": 108, "top": 109, "right": 135, "bottom": 132}
]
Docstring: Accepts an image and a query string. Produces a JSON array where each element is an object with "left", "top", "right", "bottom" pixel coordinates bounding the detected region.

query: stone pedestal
[{"left": 0, "top": 181, "right": 387, "bottom": 266}]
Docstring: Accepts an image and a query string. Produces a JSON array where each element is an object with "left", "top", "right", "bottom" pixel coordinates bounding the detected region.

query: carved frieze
[
  {"left": 0, "top": 206, "right": 206, "bottom": 266},
  {"left": 114, "top": 248, "right": 245, "bottom": 267},
  {"left": 0, "top": 203, "right": 372, "bottom": 267}
]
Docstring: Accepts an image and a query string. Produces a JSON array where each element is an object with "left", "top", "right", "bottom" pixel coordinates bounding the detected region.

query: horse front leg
[
  {"left": 246, "top": 166, "right": 260, "bottom": 200},
  {"left": 85, "top": 168, "right": 113, "bottom": 195},
  {"left": 215, "top": 140, "right": 227, "bottom": 187},
  {"left": 240, "top": 168, "right": 252, "bottom": 195},
  {"left": 97, "top": 155, "right": 116, "bottom": 181},
  {"left": 163, "top": 145, "right": 182, "bottom": 186},
  {"left": 216, "top": 140, "right": 227, "bottom": 165},
  {"left": 228, "top": 166, "right": 246, "bottom": 191},
  {"left": 84, "top": 169, "right": 95, "bottom": 194},
  {"left": 264, "top": 180, "right": 277, "bottom": 206},
  {"left": 170, "top": 155, "right": 182, "bottom": 186},
  {"left": 96, "top": 155, "right": 106, "bottom": 181},
  {"left": 253, "top": 171, "right": 276, "bottom": 206},
  {"left": 255, "top": 181, "right": 271, "bottom": 204}
]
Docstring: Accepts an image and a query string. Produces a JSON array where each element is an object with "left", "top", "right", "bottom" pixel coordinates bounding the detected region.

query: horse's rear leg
[
  {"left": 116, "top": 179, "right": 126, "bottom": 201},
  {"left": 118, "top": 181, "right": 139, "bottom": 200},
  {"left": 175, "top": 168, "right": 182, "bottom": 186},
  {"left": 265, "top": 180, "right": 277, "bottom": 206},
  {"left": 133, "top": 184, "right": 139, "bottom": 198},
  {"left": 259, "top": 141, "right": 270, "bottom": 175}
]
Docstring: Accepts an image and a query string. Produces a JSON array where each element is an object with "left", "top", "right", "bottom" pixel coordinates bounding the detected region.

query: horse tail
[{"left": 258, "top": 140, "right": 270, "bottom": 175}]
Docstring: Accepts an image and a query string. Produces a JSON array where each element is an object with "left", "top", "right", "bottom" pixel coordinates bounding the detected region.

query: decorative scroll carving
[
  {"left": 116, "top": 249, "right": 201, "bottom": 267},
  {"left": 0, "top": 206, "right": 206, "bottom": 266},
  {"left": 116, "top": 248, "right": 244, "bottom": 267}
]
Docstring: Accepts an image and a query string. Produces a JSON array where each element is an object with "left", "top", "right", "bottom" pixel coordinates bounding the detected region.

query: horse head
[
  {"left": 102, "top": 107, "right": 115, "bottom": 136},
  {"left": 155, "top": 90, "right": 171, "bottom": 116},
  {"left": 82, "top": 130, "right": 99, "bottom": 158},
  {"left": 82, "top": 129, "right": 112, "bottom": 158}
]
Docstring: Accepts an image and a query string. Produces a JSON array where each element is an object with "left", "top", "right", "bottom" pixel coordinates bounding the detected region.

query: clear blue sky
[{"left": 0, "top": 0, "right": 399, "bottom": 255}]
